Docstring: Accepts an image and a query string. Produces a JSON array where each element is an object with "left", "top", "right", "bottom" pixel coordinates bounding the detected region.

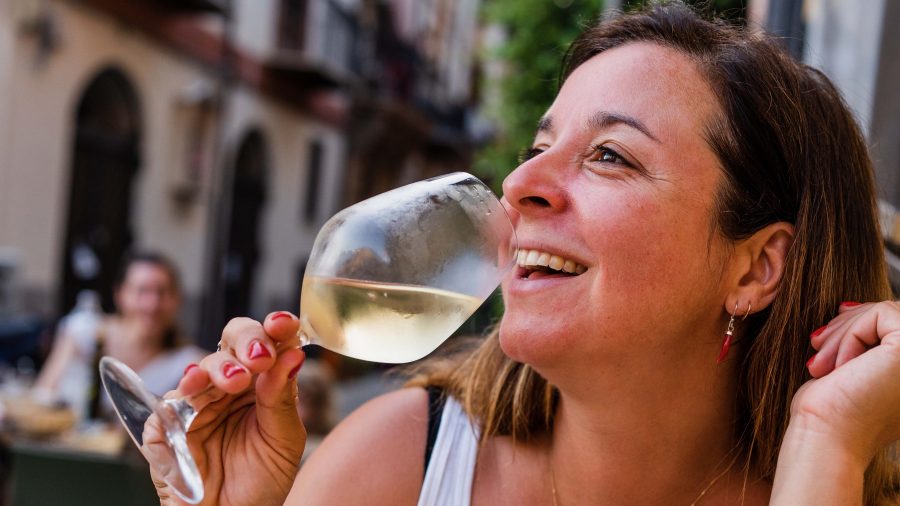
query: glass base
[{"left": 99, "top": 357, "right": 204, "bottom": 504}]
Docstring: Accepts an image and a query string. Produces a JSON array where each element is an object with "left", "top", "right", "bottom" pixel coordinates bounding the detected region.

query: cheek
[{"left": 579, "top": 196, "right": 722, "bottom": 341}]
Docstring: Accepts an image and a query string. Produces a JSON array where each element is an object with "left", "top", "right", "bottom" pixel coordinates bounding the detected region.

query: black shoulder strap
[{"left": 423, "top": 386, "right": 447, "bottom": 477}]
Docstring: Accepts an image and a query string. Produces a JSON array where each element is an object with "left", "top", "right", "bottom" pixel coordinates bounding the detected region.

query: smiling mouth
[{"left": 516, "top": 248, "right": 587, "bottom": 280}]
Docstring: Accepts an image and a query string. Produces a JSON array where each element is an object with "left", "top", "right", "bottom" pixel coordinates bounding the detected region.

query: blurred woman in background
[{"left": 35, "top": 251, "right": 204, "bottom": 420}]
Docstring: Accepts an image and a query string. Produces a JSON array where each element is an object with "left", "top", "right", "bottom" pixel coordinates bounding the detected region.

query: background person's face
[
  {"left": 499, "top": 42, "right": 732, "bottom": 379},
  {"left": 115, "top": 262, "right": 180, "bottom": 340}
]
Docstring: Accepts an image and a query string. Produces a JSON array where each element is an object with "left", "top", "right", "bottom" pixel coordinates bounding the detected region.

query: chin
[{"left": 497, "top": 314, "right": 564, "bottom": 367}]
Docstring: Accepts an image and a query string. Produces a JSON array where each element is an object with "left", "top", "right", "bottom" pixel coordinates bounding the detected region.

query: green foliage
[{"left": 473, "top": 0, "right": 604, "bottom": 191}]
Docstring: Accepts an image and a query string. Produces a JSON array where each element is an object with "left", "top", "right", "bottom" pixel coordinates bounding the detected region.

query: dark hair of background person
[{"left": 406, "top": 1, "right": 900, "bottom": 503}]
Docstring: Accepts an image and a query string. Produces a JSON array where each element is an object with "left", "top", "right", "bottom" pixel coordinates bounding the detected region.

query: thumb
[{"left": 255, "top": 346, "right": 307, "bottom": 450}]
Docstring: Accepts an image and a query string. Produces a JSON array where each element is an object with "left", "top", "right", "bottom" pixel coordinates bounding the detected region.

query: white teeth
[
  {"left": 516, "top": 248, "right": 587, "bottom": 275},
  {"left": 548, "top": 255, "right": 564, "bottom": 270}
]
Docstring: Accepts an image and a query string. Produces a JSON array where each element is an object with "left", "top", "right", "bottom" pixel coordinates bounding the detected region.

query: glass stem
[
  {"left": 161, "top": 396, "right": 199, "bottom": 431},
  {"left": 298, "top": 313, "right": 316, "bottom": 347}
]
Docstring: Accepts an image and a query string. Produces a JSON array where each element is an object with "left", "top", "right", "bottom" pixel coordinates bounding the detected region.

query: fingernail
[
  {"left": 288, "top": 364, "right": 302, "bottom": 380},
  {"left": 183, "top": 363, "right": 198, "bottom": 376},
  {"left": 223, "top": 362, "right": 246, "bottom": 379},
  {"left": 840, "top": 301, "right": 862, "bottom": 308},
  {"left": 810, "top": 325, "right": 827, "bottom": 339},
  {"left": 271, "top": 311, "right": 294, "bottom": 322},
  {"left": 806, "top": 354, "right": 816, "bottom": 368},
  {"left": 249, "top": 340, "right": 272, "bottom": 360}
]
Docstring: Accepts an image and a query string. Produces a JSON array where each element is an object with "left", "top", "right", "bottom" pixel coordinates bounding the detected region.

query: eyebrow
[
  {"left": 536, "top": 116, "right": 552, "bottom": 132},
  {"left": 536, "top": 111, "right": 661, "bottom": 143}
]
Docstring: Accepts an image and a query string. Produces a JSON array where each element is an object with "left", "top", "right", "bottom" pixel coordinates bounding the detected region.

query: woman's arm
[
  {"left": 286, "top": 387, "right": 429, "bottom": 505},
  {"left": 771, "top": 414, "right": 868, "bottom": 505},
  {"left": 33, "top": 329, "right": 78, "bottom": 391}
]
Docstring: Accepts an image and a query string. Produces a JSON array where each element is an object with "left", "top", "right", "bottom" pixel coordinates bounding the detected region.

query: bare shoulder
[{"left": 286, "top": 387, "right": 429, "bottom": 505}]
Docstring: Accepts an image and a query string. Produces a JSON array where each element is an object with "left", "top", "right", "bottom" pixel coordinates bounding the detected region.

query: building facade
[{"left": 0, "top": 0, "right": 482, "bottom": 346}]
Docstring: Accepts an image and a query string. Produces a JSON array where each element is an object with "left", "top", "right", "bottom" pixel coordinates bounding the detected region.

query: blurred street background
[{"left": 0, "top": 0, "right": 897, "bottom": 504}]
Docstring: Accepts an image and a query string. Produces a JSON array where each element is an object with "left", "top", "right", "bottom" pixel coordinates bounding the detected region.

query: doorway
[
  {"left": 222, "top": 129, "right": 269, "bottom": 321},
  {"left": 60, "top": 67, "right": 141, "bottom": 314}
]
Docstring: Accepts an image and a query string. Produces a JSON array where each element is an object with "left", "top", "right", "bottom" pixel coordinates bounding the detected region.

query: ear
[{"left": 725, "top": 221, "right": 795, "bottom": 314}]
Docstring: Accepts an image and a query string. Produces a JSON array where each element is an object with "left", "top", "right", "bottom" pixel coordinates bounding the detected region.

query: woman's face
[
  {"left": 499, "top": 42, "right": 732, "bottom": 371},
  {"left": 115, "top": 262, "right": 180, "bottom": 340}
]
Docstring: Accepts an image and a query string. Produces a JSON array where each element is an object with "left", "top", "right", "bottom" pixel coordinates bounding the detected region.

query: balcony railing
[{"left": 266, "top": 0, "right": 360, "bottom": 88}]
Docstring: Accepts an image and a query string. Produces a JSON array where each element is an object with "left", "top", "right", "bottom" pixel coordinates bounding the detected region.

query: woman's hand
[
  {"left": 797, "top": 301, "right": 900, "bottom": 459},
  {"left": 772, "top": 301, "right": 900, "bottom": 504},
  {"left": 150, "top": 312, "right": 306, "bottom": 506}
]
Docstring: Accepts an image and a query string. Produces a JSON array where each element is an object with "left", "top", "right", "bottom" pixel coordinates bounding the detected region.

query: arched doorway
[
  {"left": 222, "top": 129, "right": 269, "bottom": 321},
  {"left": 60, "top": 67, "right": 141, "bottom": 313}
]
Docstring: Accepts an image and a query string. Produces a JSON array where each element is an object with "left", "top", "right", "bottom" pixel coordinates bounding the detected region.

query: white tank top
[{"left": 417, "top": 396, "right": 480, "bottom": 506}]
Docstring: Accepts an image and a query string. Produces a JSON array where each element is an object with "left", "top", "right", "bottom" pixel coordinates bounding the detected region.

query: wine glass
[{"left": 99, "top": 172, "right": 517, "bottom": 503}]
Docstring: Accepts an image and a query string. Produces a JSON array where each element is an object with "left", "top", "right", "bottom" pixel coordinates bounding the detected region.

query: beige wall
[
  {"left": 0, "top": 1, "right": 15, "bottom": 247},
  {"left": 224, "top": 87, "right": 345, "bottom": 318}
]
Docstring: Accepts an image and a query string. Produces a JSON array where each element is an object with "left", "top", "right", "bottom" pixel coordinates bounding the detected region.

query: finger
[
  {"left": 807, "top": 324, "right": 846, "bottom": 378},
  {"left": 219, "top": 317, "right": 265, "bottom": 354},
  {"left": 201, "top": 351, "right": 251, "bottom": 395},
  {"left": 225, "top": 320, "right": 278, "bottom": 375},
  {"left": 177, "top": 363, "right": 210, "bottom": 397},
  {"left": 834, "top": 330, "right": 870, "bottom": 369},
  {"left": 807, "top": 302, "right": 900, "bottom": 376},
  {"left": 811, "top": 302, "right": 870, "bottom": 349},
  {"left": 263, "top": 311, "right": 302, "bottom": 345},
  {"left": 255, "top": 346, "right": 307, "bottom": 450},
  {"left": 836, "top": 301, "right": 865, "bottom": 314},
  {"left": 810, "top": 323, "right": 830, "bottom": 350},
  {"left": 830, "top": 304, "right": 894, "bottom": 368}
]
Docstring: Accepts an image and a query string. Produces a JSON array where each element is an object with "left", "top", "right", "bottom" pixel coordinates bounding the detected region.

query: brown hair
[{"left": 408, "top": 1, "right": 899, "bottom": 503}]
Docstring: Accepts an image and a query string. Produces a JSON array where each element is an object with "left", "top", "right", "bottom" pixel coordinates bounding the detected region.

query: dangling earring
[{"left": 717, "top": 301, "right": 751, "bottom": 364}]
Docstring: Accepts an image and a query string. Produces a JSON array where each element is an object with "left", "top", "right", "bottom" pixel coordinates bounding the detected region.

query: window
[{"left": 278, "top": 0, "right": 307, "bottom": 52}]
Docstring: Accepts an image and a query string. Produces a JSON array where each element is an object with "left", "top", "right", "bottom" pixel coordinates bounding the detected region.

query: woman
[
  {"left": 36, "top": 252, "right": 204, "bottom": 419},
  {"left": 154, "top": 4, "right": 900, "bottom": 505}
]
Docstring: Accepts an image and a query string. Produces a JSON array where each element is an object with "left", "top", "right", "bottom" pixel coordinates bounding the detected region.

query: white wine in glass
[{"left": 100, "top": 172, "right": 517, "bottom": 503}]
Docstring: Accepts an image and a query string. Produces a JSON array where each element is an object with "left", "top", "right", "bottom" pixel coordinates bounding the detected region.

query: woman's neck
[
  {"left": 105, "top": 317, "right": 166, "bottom": 370},
  {"left": 543, "top": 352, "right": 770, "bottom": 504}
]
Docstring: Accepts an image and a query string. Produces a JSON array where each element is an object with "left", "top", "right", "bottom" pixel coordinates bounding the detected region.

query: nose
[{"left": 501, "top": 153, "right": 568, "bottom": 219}]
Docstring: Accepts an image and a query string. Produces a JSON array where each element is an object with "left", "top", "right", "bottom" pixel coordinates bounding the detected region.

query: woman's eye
[
  {"left": 518, "top": 147, "right": 544, "bottom": 164},
  {"left": 589, "top": 145, "right": 630, "bottom": 167}
]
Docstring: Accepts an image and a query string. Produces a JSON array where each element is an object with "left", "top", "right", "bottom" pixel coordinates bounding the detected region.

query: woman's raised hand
[
  {"left": 773, "top": 301, "right": 900, "bottom": 504},
  {"left": 799, "top": 301, "right": 900, "bottom": 457},
  {"left": 151, "top": 312, "right": 306, "bottom": 506}
]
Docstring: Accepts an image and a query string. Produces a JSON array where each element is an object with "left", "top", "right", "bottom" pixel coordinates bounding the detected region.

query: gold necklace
[
  {"left": 547, "top": 451, "right": 732, "bottom": 506},
  {"left": 548, "top": 450, "right": 559, "bottom": 506}
]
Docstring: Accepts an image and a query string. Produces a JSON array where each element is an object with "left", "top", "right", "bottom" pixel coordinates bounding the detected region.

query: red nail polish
[
  {"left": 271, "top": 312, "right": 293, "bottom": 321},
  {"left": 249, "top": 341, "right": 272, "bottom": 360},
  {"left": 810, "top": 325, "right": 827, "bottom": 339},
  {"left": 223, "top": 362, "right": 246, "bottom": 379},
  {"left": 806, "top": 354, "right": 816, "bottom": 368},
  {"left": 288, "top": 364, "right": 302, "bottom": 380},
  {"left": 840, "top": 301, "right": 862, "bottom": 307},
  {"left": 183, "top": 363, "right": 198, "bottom": 376}
]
